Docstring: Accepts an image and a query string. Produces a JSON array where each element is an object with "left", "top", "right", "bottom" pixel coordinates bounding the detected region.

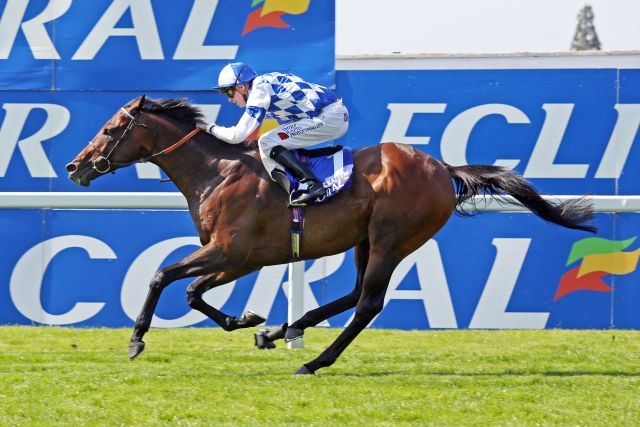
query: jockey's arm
[
  {"left": 202, "top": 83, "right": 270, "bottom": 144},
  {"left": 205, "top": 106, "right": 265, "bottom": 144}
]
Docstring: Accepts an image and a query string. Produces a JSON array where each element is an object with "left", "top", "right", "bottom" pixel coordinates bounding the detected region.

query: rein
[{"left": 90, "top": 107, "right": 201, "bottom": 173}]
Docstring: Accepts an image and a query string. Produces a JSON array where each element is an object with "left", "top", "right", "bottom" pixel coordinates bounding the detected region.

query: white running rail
[{"left": 0, "top": 192, "right": 639, "bottom": 211}]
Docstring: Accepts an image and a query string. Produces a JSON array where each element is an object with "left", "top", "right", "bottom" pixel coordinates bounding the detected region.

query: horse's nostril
[{"left": 66, "top": 163, "right": 78, "bottom": 173}]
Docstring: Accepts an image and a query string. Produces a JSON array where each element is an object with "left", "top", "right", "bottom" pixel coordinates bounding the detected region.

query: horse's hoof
[
  {"left": 242, "top": 310, "right": 266, "bottom": 327},
  {"left": 264, "top": 323, "right": 288, "bottom": 341},
  {"left": 284, "top": 327, "right": 304, "bottom": 343},
  {"left": 294, "top": 365, "right": 315, "bottom": 375},
  {"left": 254, "top": 330, "right": 276, "bottom": 349},
  {"left": 128, "top": 340, "right": 145, "bottom": 360}
]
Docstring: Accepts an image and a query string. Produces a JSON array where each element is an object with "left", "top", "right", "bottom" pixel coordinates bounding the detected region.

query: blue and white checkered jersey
[{"left": 211, "top": 72, "right": 338, "bottom": 144}]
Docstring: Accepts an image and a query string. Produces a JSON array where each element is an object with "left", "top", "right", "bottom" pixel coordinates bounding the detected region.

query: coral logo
[
  {"left": 243, "top": 0, "right": 311, "bottom": 36},
  {"left": 554, "top": 237, "right": 640, "bottom": 300}
]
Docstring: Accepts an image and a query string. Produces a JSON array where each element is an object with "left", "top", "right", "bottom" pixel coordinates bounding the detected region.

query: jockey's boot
[
  {"left": 270, "top": 147, "right": 325, "bottom": 206},
  {"left": 271, "top": 169, "right": 290, "bottom": 194}
]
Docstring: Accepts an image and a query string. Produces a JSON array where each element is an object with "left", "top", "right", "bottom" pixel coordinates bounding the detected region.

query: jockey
[{"left": 197, "top": 62, "right": 349, "bottom": 206}]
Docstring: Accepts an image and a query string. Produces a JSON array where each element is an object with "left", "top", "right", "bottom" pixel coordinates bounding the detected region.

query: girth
[{"left": 291, "top": 207, "right": 304, "bottom": 261}]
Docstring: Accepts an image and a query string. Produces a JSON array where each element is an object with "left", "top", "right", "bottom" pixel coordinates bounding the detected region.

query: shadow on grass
[{"left": 321, "top": 370, "right": 640, "bottom": 378}]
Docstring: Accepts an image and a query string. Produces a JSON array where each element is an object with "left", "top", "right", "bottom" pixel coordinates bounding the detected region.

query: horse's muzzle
[{"left": 66, "top": 162, "right": 92, "bottom": 187}]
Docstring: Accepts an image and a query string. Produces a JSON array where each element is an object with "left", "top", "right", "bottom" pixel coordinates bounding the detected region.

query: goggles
[{"left": 219, "top": 87, "right": 236, "bottom": 98}]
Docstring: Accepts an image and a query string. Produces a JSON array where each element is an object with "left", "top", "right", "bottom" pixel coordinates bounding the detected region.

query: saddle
[{"left": 284, "top": 145, "right": 355, "bottom": 262}]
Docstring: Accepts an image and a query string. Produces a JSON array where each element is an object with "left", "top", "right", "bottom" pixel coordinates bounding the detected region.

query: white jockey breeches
[{"left": 258, "top": 101, "right": 349, "bottom": 179}]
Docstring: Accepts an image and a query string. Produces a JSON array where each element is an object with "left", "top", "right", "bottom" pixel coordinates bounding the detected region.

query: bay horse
[{"left": 66, "top": 96, "right": 596, "bottom": 375}]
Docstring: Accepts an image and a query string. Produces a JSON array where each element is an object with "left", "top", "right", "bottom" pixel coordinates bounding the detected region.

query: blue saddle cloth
[{"left": 285, "top": 146, "right": 354, "bottom": 205}]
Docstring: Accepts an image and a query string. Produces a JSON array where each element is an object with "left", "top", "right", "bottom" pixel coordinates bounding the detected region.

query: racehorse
[{"left": 66, "top": 96, "right": 596, "bottom": 375}]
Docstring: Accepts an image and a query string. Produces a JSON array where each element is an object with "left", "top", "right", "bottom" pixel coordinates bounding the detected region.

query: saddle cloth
[{"left": 284, "top": 145, "right": 354, "bottom": 205}]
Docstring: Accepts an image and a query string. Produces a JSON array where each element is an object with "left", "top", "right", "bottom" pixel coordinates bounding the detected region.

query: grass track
[{"left": 1, "top": 326, "right": 640, "bottom": 426}]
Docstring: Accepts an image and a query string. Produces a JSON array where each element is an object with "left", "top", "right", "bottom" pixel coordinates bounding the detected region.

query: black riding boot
[{"left": 270, "top": 146, "right": 326, "bottom": 206}]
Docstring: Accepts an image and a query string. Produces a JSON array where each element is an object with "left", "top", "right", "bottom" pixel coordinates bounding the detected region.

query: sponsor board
[
  {"left": 337, "top": 69, "right": 640, "bottom": 195},
  {"left": 0, "top": 69, "right": 638, "bottom": 193},
  {"left": 1, "top": 3, "right": 638, "bottom": 332},
  {"left": 2, "top": 209, "right": 638, "bottom": 330},
  {"left": 0, "top": 0, "right": 334, "bottom": 89}
]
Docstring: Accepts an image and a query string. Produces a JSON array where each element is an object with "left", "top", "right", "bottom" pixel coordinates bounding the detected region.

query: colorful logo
[
  {"left": 243, "top": 0, "right": 311, "bottom": 36},
  {"left": 247, "top": 119, "right": 280, "bottom": 141},
  {"left": 554, "top": 237, "right": 640, "bottom": 300}
]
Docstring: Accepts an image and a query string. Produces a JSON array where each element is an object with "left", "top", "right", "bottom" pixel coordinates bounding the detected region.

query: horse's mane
[
  {"left": 137, "top": 97, "right": 259, "bottom": 151},
  {"left": 140, "top": 97, "right": 204, "bottom": 125}
]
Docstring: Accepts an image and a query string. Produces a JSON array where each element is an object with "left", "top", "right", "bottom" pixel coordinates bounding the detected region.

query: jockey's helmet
[{"left": 214, "top": 62, "right": 257, "bottom": 90}]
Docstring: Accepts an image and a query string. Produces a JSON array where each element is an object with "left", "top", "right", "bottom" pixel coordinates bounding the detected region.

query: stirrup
[{"left": 289, "top": 182, "right": 325, "bottom": 206}]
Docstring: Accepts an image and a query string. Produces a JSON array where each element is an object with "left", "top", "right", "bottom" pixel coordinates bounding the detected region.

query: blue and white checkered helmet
[{"left": 214, "top": 62, "right": 257, "bottom": 90}]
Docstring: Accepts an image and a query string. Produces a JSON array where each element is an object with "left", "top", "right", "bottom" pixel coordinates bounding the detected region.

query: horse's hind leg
[
  {"left": 280, "top": 238, "right": 370, "bottom": 342},
  {"left": 296, "top": 252, "right": 399, "bottom": 375},
  {"left": 186, "top": 269, "right": 264, "bottom": 331}
]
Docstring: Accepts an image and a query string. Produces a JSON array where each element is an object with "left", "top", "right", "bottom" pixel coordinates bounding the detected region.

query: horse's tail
[{"left": 444, "top": 163, "right": 597, "bottom": 233}]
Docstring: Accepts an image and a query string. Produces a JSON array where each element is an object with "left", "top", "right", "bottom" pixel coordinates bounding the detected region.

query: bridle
[{"left": 89, "top": 107, "right": 200, "bottom": 173}]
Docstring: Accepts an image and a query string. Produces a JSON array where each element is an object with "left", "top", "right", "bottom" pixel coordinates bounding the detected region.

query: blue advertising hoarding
[
  {"left": 1, "top": 2, "right": 639, "bottom": 330},
  {"left": 1, "top": 0, "right": 335, "bottom": 90},
  {"left": 2, "top": 63, "right": 640, "bottom": 329},
  {"left": 1, "top": 209, "right": 639, "bottom": 329},
  {"left": 0, "top": 68, "right": 637, "bottom": 194},
  {"left": 337, "top": 68, "right": 640, "bottom": 196}
]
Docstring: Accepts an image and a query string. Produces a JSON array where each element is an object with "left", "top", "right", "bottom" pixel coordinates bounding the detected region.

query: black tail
[{"left": 445, "top": 164, "right": 597, "bottom": 233}]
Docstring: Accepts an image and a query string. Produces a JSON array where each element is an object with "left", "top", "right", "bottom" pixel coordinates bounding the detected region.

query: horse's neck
[{"left": 150, "top": 129, "right": 259, "bottom": 207}]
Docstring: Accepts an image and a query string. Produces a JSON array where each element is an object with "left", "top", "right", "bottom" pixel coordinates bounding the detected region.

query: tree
[{"left": 571, "top": 5, "right": 602, "bottom": 51}]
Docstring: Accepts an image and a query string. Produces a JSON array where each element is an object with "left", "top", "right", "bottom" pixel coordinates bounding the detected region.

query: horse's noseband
[{"left": 92, "top": 155, "right": 112, "bottom": 174}]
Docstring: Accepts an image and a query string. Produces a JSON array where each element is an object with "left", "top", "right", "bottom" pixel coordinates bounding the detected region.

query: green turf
[{"left": 1, "top": 327, "right": 639, "bottom": 426}]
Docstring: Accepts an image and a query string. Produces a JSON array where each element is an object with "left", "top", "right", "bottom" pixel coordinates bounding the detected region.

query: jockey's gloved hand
[{"left": 196, "top": 122, "right": 217, "bottom": 135}]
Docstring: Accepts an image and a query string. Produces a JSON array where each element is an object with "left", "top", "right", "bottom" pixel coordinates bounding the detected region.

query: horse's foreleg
[
  {"left": 296, "top": 253, "right": 398, "bottom": 375},
  {"left": 128, "top": 268, "right": 173, "bottom": 358},
  {"left": 282, "top": 238, "right": 370, "bottom": 342},
  {"left": 186, "top": 269, "right": 264, "bottom": 331},
  {"left": 129, "top": 245, "right": 234, "bottom": 360}
]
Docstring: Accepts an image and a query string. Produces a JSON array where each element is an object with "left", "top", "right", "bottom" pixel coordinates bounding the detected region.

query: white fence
[{"left": 1, "top": 192, "right": 639, "bottom": 211}]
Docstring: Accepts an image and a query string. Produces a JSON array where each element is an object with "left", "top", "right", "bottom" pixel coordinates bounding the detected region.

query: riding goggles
[{"left": 218, "top": 87, "right": 236, "bottom": 98}]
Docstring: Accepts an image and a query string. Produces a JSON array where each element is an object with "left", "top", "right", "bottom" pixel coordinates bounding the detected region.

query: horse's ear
[{"left": 134, "top": 95, "right": 146, "bottom": 111}]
